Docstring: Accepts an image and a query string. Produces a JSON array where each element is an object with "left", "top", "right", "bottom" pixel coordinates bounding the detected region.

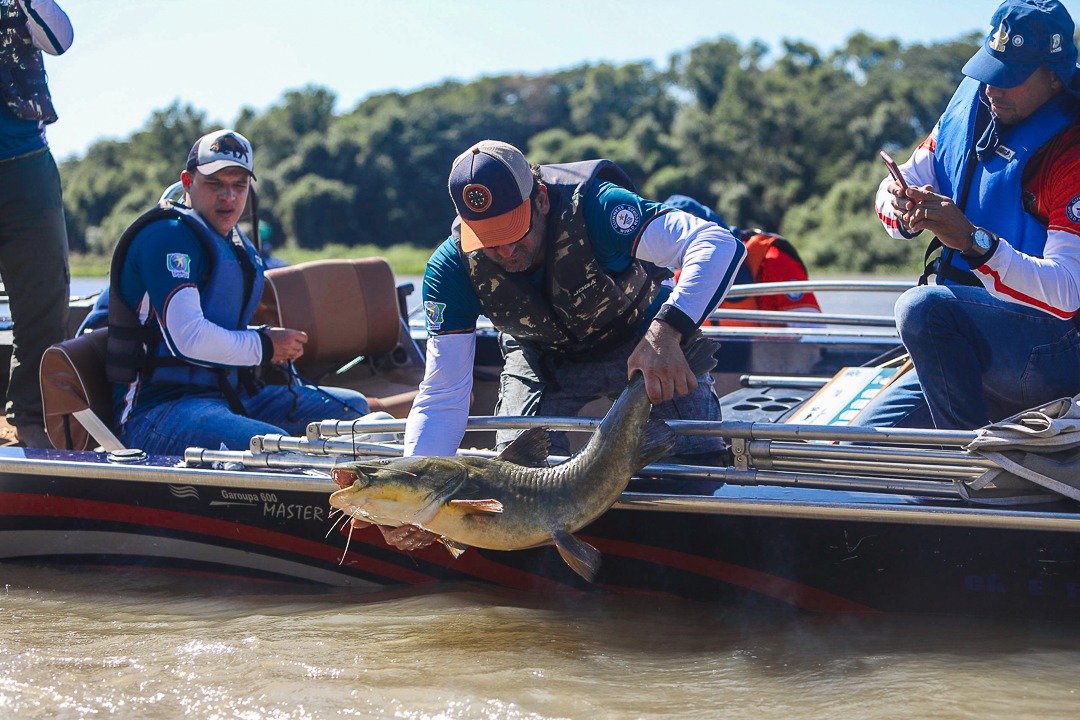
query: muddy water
[{"left": 2, "top": 565, "right": 1078, "bottom": 720}]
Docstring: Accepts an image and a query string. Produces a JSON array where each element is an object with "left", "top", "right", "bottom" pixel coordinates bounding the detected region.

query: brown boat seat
[
  {"left": 252, "top": 257, "right": 422, "bottom": 418},
  {"left": 39, "top": 328, "right": 123, "bottom": 451}
]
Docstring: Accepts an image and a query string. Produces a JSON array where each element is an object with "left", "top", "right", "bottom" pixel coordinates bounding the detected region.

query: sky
[{"left": 40, "top": 0, "right": 1079, "bottom": 161}]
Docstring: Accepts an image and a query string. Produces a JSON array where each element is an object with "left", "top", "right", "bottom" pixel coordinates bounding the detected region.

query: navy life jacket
[
  {"left": 454, "top": 159, "right": 671, "bottom": 358},
  {"left": 0, "top": 2, "right": 56, "bottom": 124},
  {"left": 924, "top": 77, "right": 1078, "bottom": 286},
  {"left": 106, "top": 201, "right": 264, "bottom": 393}
]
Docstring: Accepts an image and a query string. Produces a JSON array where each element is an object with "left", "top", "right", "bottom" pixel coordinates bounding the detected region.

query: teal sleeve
[
  {"left": 582, "top": 181, "right": 673, "bottom": 272},
  {"left": 421, "top": 238, "right": 483, "bottom": 336}
]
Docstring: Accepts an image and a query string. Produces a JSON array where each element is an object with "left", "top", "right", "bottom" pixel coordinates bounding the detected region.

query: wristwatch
[{"left": 963, "top": 227, "right": 997, "bottom": 260}]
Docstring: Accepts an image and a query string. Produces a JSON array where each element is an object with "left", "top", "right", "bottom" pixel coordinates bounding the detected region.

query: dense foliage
[{"left": 60, "top": 32, "right": 980, "bottom": 274}]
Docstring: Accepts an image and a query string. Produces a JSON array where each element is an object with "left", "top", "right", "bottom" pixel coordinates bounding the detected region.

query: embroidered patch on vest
[
  {"left": 167, "top": 253, "right": 191, "bottom": 279},
  {"left": 1066, "top": 195, "right": 1080, "bottom": 225},
  {"left": 610, "top": 204, "right": 639, "bottom": 235},
  {"left": 424, "top": 301, "right": 447, "bottom": 331}
]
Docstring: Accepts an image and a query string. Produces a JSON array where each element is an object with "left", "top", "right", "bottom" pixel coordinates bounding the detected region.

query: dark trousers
[
  {"left": 495, "top": 333, "right": 726, "bottom": 458},
  {"left": 0, "top": 147, "right": 70, "bottom": 429}
]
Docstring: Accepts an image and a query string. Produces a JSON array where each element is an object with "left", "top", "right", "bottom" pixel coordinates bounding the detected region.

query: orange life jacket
[{"left": 711, "top": 232, "right": 821, "bottom": 326}]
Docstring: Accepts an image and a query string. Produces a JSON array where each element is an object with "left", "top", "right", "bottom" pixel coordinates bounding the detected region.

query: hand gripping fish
[{"left": 329, "top": 339, "right": 718, "bottom": 582}]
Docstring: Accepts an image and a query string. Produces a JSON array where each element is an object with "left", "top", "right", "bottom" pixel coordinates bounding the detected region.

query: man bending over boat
[
  {"left": 406, "top": 140, "right": 744, "bottom": 462},
  {"left": 862, "top": 0, "right": 1080, "bottom": 430},
  {"left": 107, "top": 130, "right": 368, "bottom": 456},
  {"left": 361, "top": 141, "right": 743, "bottom": 550}
]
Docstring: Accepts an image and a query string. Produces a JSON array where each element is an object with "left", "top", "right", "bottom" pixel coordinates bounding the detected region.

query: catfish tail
[{"left": 683, "top": 337, "right": 719, "bottom": 378}]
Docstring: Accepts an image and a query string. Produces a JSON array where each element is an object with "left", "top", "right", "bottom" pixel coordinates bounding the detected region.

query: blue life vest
[
  {"left": 107, "top": 202, "right": 264, "bottom": 392},
  {"left": 930, "top": 77, "right": 1078, "bottom": 284}
]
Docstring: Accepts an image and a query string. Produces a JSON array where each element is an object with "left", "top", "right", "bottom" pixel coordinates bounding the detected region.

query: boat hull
[{"left": 3, "top": 447, "right": 1079, "bottom": 620}]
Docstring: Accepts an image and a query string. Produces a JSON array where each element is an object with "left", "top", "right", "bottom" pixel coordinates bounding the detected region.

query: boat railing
[{"left": 175, "top": 414, "right": 989, "bottom": 503}]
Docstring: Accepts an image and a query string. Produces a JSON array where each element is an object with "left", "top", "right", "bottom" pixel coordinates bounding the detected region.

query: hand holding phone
[{"left": 879, "top": 150, "right": 908, "bottom": 191}]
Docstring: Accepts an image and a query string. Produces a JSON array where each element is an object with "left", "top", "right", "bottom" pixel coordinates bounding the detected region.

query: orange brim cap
[{"left": 459, "top": 196, "right": 531, "bottom": 253}]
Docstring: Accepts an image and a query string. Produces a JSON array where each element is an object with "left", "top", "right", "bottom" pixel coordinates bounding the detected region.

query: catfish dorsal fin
[
  {"left": 496, "top": 427, "right": 551, "bottom": 468},
  {"left": 637, "top": 418, "right": 677, "bottom": 469}
]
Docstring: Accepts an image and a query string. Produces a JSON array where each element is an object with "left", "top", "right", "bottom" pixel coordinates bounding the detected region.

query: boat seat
[
  {"left": 39, "top": 328, "right": 124, "bottom": 452},
  {"left": 252, "top": 257, "right": 422, "bottom": 419}
]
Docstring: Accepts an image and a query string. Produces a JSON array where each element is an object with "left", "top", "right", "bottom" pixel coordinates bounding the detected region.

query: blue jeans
[
  {"left": 858, "top": 285, "right": 1080, "bottom": 430},
  {"left": 120, "top": 384, "right": 368, "bottom": 456},
  {"left": 495, "top": 334, "right": 726, "bottom": 458}
]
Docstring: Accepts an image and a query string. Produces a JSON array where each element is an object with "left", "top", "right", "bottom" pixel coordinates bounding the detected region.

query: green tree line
[{"left": 59, "top": 31, "right": 980, "bottom": 275}]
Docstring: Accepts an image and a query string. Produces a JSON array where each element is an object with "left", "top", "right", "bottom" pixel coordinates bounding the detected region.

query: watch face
[{"left": 973, "top": 229, "right": 992, "bottom": 252}]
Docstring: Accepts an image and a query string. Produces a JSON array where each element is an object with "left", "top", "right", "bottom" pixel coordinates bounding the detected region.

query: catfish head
[{"left": 329, "top": 456, "right": 472, "bottom": 529}]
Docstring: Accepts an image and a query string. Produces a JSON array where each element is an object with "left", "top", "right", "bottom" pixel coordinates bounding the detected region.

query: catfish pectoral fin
[
  {"left": 439, "top": 537, "right": 470, "bottom": 558},
  {"left": 448, "top": 499, "right": 504, "bottom": 514},
  {"left": 552, "top": 529, "right": 601, "bottom": 582}
]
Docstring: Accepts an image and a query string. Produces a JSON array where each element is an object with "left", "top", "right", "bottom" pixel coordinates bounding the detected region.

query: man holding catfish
[{"left": 348, "top": 139, "right": 745, "bottom": 551}]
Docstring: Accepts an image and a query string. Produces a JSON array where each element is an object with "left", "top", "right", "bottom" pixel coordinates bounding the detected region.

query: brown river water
[
  {"left": 10, "top": 277, "right": 1068, "bottom": 719},
  {"left": 3, "top": 564, "right": 1079, "bottom": 720}
]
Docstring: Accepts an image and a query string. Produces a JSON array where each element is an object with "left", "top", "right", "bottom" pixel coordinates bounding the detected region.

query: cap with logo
[
  {"left": 448, "top": 140, "right": 535, "bottom": 253},
  {"left": 186, "top": 129, "right": 256, "bottom": 179},
  {"left": 962, "top": 0, "right": 1078, "bottom": 89}
]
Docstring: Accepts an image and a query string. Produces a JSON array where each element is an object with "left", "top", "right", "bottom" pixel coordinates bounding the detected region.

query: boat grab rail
[
  {"left": 308, "top": 415, "right": 977, "bottom": 447},
  {"left": 722, "top": 280, "right": 913, "bottom": 299}
]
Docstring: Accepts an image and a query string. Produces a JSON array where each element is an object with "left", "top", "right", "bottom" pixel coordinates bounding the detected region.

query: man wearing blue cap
[
  {"left": 404, "top": 140, "right": 745, "bottom": 461},
  {"left": 865, "top": 0, "right": 1080, "bottom": 430},
  {"left": 107, "top": 129, "right": 368, "bottom": 455}
]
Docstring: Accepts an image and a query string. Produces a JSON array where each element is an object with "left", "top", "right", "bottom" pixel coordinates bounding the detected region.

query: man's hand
[
  {"left": 264, "top": 327, "right": 308, "bottom": 364},
  {"left": 339, "top": 517, "right": 439, "bottom": 551},
  {"left": 627, "top": 319, "right": 697, "bottom": 404},
  {"left": 893, "top": 185, "right": 976, "bottom": 252}
]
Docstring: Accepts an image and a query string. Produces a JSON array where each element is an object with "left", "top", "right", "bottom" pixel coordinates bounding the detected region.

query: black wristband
[
  {"left": 652, "top": 304, "right": 697, "bottom": 344},
  {"left": 255, "top": 326, "right": 274, "bottom": 365}
]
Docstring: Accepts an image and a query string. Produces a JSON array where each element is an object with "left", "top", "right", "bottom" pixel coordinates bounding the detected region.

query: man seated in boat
[
  {"left": 663, "top": 194, "right": 822, "bottom": 325},
  {"left": 105, "top": 129, "right": 369, "bottom": 455},
  {"left": 861, "top": 0, "right": 1080, "bottom": 431}
]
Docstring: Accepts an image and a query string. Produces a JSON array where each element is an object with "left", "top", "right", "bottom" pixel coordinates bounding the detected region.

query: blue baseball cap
[
  {"left": 449, "top": 140, "right": 534, "bottom": 252},
  {"left": 962, "top": 0, "right": 1078, "bottom": 89},
  {"left": 663, "top": 194, "right": 727, "bottom": 227}
]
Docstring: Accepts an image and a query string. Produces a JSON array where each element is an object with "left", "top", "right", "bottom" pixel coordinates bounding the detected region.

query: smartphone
[{"left": 879, "top": 150, "right": 908, "bottom": 190}]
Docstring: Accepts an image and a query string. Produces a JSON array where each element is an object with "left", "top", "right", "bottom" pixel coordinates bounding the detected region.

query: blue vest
[
  {"left": 932, "top": 77, "right": 1078, "bottom": 283},
  {"left": 107, "top": 202, "right": 264, "bottom": 392}
]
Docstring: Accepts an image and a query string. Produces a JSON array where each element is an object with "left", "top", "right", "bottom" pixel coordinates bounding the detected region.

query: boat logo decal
[
  {"left": 168, "top": 485, "right": 199, "bottom": 500},
  {"left": 424, "top": 301, "right": 447, "bottom": 331},
  {"left": 610, "top": 204, "right": 639, "bottom": 235},
  {"left": 166, "top": 253, "right": 191, "bottom": 279},
  {"left": 1067, "top": 195, "right": 1080, "bottom": 225}
]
